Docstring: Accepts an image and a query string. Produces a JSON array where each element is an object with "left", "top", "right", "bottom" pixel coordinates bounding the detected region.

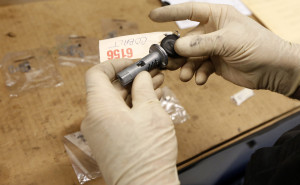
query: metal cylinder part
[{"left": 117, "top": 44, "right": 168, "bottom": 86}]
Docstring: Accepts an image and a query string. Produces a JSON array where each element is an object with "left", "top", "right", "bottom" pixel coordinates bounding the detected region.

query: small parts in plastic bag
[
  {"left": 56, "top": 35, "right": 99, "bottom": 66},
  {"left": 66, "top": 43, "right": 84, "bottom": 58},
  {"left": 160, "top": 87, "right": 189, "bottom": 124},
  {"left": 64, "top": 87, "right": 188, "bottom": 184},
  {"left": 1, "top": 48, "right": 63, "bottom": 97},
  {"left": 8, "top": 56, "right": 32, "bottom": 74},
  {"left": 64, "top": 131, "right": 101, "bottom": 185}
]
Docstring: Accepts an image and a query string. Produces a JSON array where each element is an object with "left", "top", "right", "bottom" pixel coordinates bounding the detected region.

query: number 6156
[{"left": 107, "top": 48, "right": 133, "bottom": 59}]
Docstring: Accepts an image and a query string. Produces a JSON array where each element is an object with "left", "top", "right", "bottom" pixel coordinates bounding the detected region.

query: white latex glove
[
  {"left": 81, "top": 59, "right": 179, "bottom": 185},
  {"left": 150, "top": 2, "right": 300, "bottom": 96}
]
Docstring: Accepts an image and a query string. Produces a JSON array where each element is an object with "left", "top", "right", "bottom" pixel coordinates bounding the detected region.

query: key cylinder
[{"left": 117, "top": 34, "right": 180, "bottom": 86}]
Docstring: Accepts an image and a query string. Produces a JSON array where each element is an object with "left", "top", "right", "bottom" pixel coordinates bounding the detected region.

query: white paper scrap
[
  {"left": 231, "top": 88, "right": 254, "bottom": 106},
  {"left": 99, "top": 32, "right": 172, "bottom": 62}
]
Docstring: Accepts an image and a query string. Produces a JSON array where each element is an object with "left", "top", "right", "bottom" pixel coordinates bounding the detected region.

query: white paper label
[
  {"left": 231, "top": 88, "right": 254, "bottom": 106},
  {"left": 99, "top": 32, "right": 172, "bottom": 62}
]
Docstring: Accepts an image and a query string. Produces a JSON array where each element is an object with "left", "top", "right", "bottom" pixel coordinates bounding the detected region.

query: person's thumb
[
  {"left": 131, "top": 71, "right": 159, "bottom": 107},
  {"left": 175, "top": 30, "right": 225, "bottom": 57}
]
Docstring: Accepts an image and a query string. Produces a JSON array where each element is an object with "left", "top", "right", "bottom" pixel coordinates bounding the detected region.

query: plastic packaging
[
  {"left": 64, "top": 87, "right": 188, "bottom": 184},
  {"left": 1, "top": 47, "right": 63, "bottom": 97},
  {"left": 64, "top": 131, "right": 101, "bottom": 185},
  {"left": 231, "top": 88, "right": 254, "bottom": 106},
  {"left": 56, "top": 35, "right": 99, "bottom": 66},
  {"left": 160, "top": 86, "right": 189, "bottom": 124}
]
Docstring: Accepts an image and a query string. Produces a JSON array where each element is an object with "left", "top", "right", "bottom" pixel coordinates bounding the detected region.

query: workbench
[{"left": 0, "top": 0, "right": 299, "bottom": 184}]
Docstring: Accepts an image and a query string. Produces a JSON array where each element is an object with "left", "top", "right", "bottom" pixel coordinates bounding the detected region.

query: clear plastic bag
[
  {"left": 64, "top": 87, "right": 188, "bottom": 184},
  {"left": 1, "top": 47, "right": 63, "bottom": 97},
  {"left": 160, "top": 86, "right": 189, "bottom": 124},
  {"left": 64, "top": 131, "right": 101, "bottom": 185},
  {"left": 56, "top": 35, "right": 99, "bottom": 66}
]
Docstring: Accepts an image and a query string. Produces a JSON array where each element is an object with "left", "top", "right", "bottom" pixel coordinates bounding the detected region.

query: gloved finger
[
  {"left": 125, "top": 94, "right": 132, "bottom": 108},
  {"left": 167, "top": 57, "right": 187, "bottom": 70},
  {"left": 195, "top": 60, "right": 215, "bottom": 85},
  {"left": 87, "top": 59, "right": 134, "bottom": 83},
  {"left": 185, "top": 24, "right": 206, "bottom": 36},
  {"left": 113, "top": 68, "right": 163, "bottom": 101},
  {"left": 122, "top": 72, "right": 164, "bottom": 103},
  {"left": 149, "top": 2, "right": 212, "bottom": 23},
  {"left": 112, "top": 79, "right": 128, "bottom": 99},
  {"left": 155, "top": 88, "right": 163, "bottom": 100},
  {"left": 180, "top": 60, "right": 202, "bottom": 82},
  {"left": 179, "top": 57, "right": 207, "bottom": 82},
  {"left": 175, "top": 30, "right": 225, "bottom": 57},
  {"left": 131, "top": 71, "right": 159, "bottom": 107},
  {"left": 85, "top": 59, "right": 134, "bottom": 114},
  {"left": 211, "top": 56, "right": 222, "bottom": 75},
  {"left": 149, "top": 68, "right": 160, "bottom": 77},
  {"left": 152, "top": 72, "right": 165, "bottom": 89}
]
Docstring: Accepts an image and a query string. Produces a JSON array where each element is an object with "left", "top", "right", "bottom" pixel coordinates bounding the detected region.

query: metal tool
[
  {"left": 117, "top": 33, "right": 180, "bottom": 86},
  {"left": 160, "top": 33, "right": 180, "bottom": 58}
]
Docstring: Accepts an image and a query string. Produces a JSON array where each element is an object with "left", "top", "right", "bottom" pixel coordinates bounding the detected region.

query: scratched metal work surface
[{"left": 0, "top": 0, "right": 300, "bottom": 184}]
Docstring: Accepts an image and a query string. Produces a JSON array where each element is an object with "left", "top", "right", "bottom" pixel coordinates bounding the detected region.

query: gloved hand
[
  {"left": 81, "top": 59, "right": 179, "bottom": 185},
  {"left": 150, "top": 2, "right": 300, "bottom": 96}
]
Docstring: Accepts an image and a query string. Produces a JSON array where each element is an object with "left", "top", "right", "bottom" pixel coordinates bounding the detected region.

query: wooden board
[
  {"left": 0, "top": 0, "right": 52, "bottom": 6},
  {"left": 242, "top": 0, "right": 300, "bottom": 44},
  {"left": 0, "top": 0, "right": 299, "bottom": 184}
]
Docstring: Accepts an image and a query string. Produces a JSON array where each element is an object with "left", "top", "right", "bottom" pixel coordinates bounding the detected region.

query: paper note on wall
[
  {"left": 242, "top": 0, "right": 300, "bottom": 44},
  {"left": 162, "top": 0, "right": 251, "bottom": 29},
  {"left": 99, "top": 32, "right": 172, "bottom": 62}
]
